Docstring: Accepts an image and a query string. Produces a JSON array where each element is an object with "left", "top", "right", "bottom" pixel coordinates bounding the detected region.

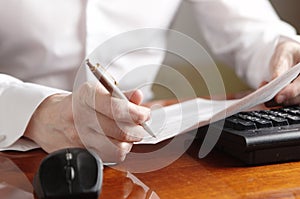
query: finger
[
  {"left": 274, "top": 76, "right": 300, "bottom": 105},
  {"left": 259, "top": 81, "right": 282, "bottom": 107},
  {"left": 264, "top": 98, "right": 283, "bottom": 108},
  {"left": 124, "top": 89, "right": 144, "bottom": 105},
  {"left": 93, "top": 111, "right": 149, "bottom": 142},
  {"left": 75, "top": 93, "right": 149, "bottom": 142},
  {"left": 82, "top": 82, "right": 150, "bottom": 124},
  {"left": 117, "top": 141, "right": 133, "bottom": 162},
  {"left": 106, "top": 98, "right": 150, "bottom": 124},
  {"left": 79, "top": 128, "right": 133, "bottom": 163},
  {"left": 284, "top": 95, "right": 300, "bottom": 106},
  {"left": 264, "top": 40, "right": 300, "bottom": 105}
]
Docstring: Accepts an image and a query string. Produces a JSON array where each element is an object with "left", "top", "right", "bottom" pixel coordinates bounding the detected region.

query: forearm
[{"left": 191, "top": 0, "right": 297, "bottom": 88}]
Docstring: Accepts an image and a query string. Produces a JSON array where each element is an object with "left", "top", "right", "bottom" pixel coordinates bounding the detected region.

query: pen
[{"left": 86, "top": 59, "right": 156, "bottom": 138}]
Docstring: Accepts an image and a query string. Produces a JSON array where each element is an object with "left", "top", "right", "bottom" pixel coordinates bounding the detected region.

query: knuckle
[
  {"left": 111, "top": 102, "right": 123, "bottom": 119},
  {"left": 80, "top": 82, "right": 93, "bottom": 95},
  {"left": 118, "top": 130, "right": 129, "bottom": 141},
  {"left": 77, "top": 82, "right": 96, "bottom": 104},
  {"left": 119, "top": 142, "right": 133, "bottom": 153},
  {"left": 115, "top": 124, "right": 142, "bottom": 142},
  {"left": 119, "top": 128, "right": 133, "bottom": 141},
  {"left": 113, "top": 123, "right": 130, "bottom": 141},
  {"left": 130, "top": 106, "right": 150, "bottom": 124}
]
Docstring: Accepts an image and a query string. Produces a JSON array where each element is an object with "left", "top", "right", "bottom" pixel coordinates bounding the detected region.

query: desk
[
  {"left": 2, "top": 98, "right": 300, "bottom": 199},
  {"left": 2, "top": 140, "right": 300, "bottom": 199}
]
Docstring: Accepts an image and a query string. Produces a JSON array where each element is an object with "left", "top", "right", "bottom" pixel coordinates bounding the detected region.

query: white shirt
[{"left": 0, "top": 0, "right": 297, "bottom": 150}]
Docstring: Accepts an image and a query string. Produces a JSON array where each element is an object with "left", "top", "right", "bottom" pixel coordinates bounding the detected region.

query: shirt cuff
[{"left": 0, "top": 78, "right": 69, "bottom": 150}]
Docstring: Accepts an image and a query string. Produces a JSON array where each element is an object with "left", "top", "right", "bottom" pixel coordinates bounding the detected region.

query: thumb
[{"left": 124, "top": 89, "right": 144, "bottom": 105}]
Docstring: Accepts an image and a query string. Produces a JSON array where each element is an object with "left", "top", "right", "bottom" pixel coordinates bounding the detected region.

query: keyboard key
[
  {"left": 288, "top": 107, "right": 300, "bottom": 115},
  {"left": 286, "top": 115, "right": 300, "bottom": 124},
  {"left": 281, "top": 107, "right": 300, "bottom": 115},
  {"left": 225, "top": 116, "right": 257, "bottom": 130},
  {"left": 268, "top": 110, "right": 288, "bottom": 118},
  {"left": 292, "top": 106, "right": 300, "bottom": 112},
  {"left": 250, "top": 117, "right": 273, "bottom": 128},
  {"left": 253, "top": 110, "right": 289, "bottom": 126},
  {"left": 264, "top": 115, "right": 288, "bottom": 126},
  {"left": 268, "top": 109, "right": 300, "bottom": 125},
  {"left": 224, "top": 106, "right": 300, "bottom": 131},
  {"left": 218, "top": 105, "right": 300, "bottom": 165}
]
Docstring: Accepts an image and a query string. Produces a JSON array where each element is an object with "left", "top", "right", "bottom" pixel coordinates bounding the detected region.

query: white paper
[{"left": 138, "top": 63, "right": 300, "bottom": 144}]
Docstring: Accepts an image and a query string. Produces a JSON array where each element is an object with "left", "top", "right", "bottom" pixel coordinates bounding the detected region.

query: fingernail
[{"left": 277, "top": 95, "right": 286, "bottom": 104}]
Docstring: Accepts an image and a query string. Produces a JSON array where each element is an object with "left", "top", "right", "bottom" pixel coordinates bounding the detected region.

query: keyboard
[{"left": 202, "top": 106, "right": 300, "bottom": 165}]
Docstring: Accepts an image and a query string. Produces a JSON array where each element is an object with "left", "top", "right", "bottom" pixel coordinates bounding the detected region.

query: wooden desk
[
  {"left": 2, "top": 140, "right": 300, "bottom": 199},
  {"left": 2, "top": 97, "right": 300, "bottom": 199}
]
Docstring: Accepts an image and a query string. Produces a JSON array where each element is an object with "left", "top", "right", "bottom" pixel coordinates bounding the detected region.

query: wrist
[{"left": 24, "top": 93, "right": 72, "bottom": 144}]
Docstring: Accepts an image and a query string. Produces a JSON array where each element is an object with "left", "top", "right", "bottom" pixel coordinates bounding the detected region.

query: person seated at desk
[{"left": 0, "top": 0, "right": 300, "bottom": 163}]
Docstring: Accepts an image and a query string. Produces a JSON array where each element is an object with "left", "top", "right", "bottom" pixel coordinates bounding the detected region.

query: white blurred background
[{"left": 152, "top": 0, "right": 300, "bottom": 100}]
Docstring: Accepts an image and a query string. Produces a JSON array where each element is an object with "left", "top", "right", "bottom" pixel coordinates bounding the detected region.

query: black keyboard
[{"left": 205, "top": 106, "right": 300, "bottom": 165}]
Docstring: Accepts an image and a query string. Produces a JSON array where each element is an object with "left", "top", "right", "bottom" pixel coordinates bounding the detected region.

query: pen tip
[{"left": 142, "top": 123, "right": 156, "bottom": 138}]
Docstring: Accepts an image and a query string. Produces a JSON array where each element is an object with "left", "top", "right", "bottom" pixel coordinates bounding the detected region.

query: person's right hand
[{"left": 24, "top": 81, "right": 151, "bottom": 163}]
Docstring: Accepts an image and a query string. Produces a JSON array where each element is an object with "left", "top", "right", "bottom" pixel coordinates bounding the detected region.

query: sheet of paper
[{"left": 138, "top": 63, "right": 300, "bottom": 144}]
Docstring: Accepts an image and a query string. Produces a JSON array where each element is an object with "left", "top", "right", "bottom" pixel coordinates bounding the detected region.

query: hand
[
  {"left": 24, "top": 82, "right": 150, "bottom": 163},
  {"left": 268, "top": 38, "right": 300, "bottom": 106}
]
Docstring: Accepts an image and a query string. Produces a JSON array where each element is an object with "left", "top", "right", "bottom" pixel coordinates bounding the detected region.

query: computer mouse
[{"left": 33, "top": 148, "right": 103, "bottom": 199}]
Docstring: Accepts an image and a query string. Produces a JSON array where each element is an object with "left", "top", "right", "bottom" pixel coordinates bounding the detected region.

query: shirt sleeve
[
  {"left": 0, "top": 74, "right": 69, "bottom": 151},
  {"left": 189, "top": 0, "right": 297, "bottom": 88}
]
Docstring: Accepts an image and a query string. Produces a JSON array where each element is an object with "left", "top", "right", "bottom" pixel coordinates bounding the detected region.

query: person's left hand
[{"left": 267, "top": 38, "right": 300, "bottom": 106}]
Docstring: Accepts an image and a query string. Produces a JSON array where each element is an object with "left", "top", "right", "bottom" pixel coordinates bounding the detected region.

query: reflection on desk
[
  {"left": 0, "top": 150, "right": 159, "bottom": 199},
  {"left": 0, "top": 155, "right": 34, "bottom": 199},
  {"left": 2, "top": 141, "right": 300, "bottom": 199}
]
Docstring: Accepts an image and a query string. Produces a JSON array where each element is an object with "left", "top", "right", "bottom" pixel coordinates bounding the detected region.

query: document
[{"left": 138, "top": 63, "right": 300, "bottom": 144}]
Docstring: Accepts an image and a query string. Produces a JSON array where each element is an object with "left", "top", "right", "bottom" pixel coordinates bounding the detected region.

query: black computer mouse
[{"left": 33, "top": 148, "right": 103, "bottom": 199}]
